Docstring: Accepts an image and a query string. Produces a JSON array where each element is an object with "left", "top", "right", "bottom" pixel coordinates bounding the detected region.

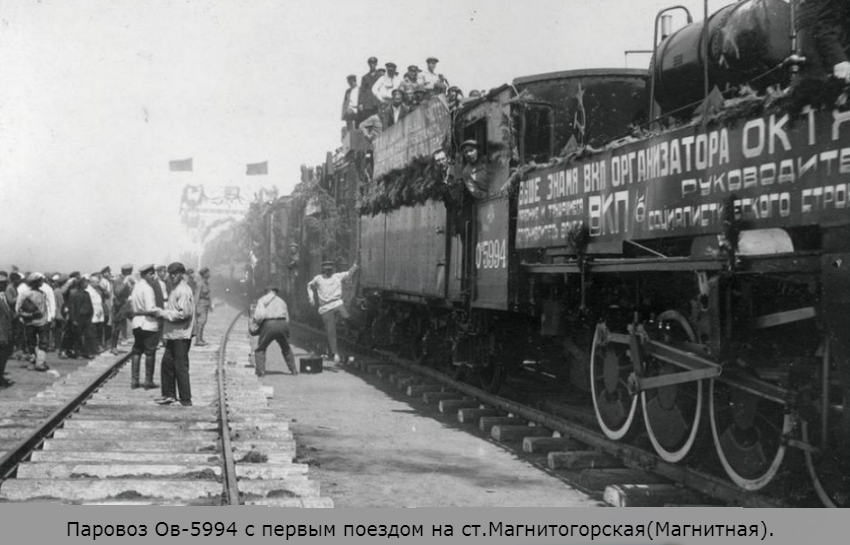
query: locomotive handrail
[{"left": 648, "top": 5, "right": 693, "bottom": 125}]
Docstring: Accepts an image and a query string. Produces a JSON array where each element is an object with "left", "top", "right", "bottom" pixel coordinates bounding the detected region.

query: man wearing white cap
[{"left": 130, "top": 264, "right": 160, "bottom": 389}]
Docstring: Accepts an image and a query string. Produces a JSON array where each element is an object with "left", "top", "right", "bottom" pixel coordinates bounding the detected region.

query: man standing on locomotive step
[
  {"left": 307, "top": 259, "right": 358, "bottom": 364},
  {"left": 155, "top": 262, "right": 195, "bottom": 406},
  {"left": 460, "top": 139, "right": 489, "bottom": 199},
  {"left": 251, "top": 285, "right": 297, "bottom": 377},
  {"left": 129, "top": 264, "right": 160, "bottom": 389}
]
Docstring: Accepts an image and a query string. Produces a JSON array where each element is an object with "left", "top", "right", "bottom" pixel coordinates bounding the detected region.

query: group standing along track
[{"left": 0, "top": 306, "right": 331, "bottom": 506}]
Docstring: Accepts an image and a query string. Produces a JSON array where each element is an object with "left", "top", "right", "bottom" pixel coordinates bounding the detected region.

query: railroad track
[
  {"left": 0, "top": 307, "right": 331, "bottom": 507},
  {"left": 290, "top": 320, "right": 791, "bottom": 508}
]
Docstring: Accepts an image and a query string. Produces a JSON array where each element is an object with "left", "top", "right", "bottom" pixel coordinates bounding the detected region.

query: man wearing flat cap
[
  {"left": 251, "top": 284, "right": 298, "bottom": 377},
  {"left": 418, "top": 57, "right": 448, "bottom": 93},
  {"left": 68, "top": 275, "right": 95, "bottom": 359},
  {"left": 341, "top": 74, "right": 361, "bottom": 129},
  {"left": 109, "top": 264, "right": 135, "bottom": 354},
  {"left": 381, "top": 89, "right": 410, "bottom": 128},
  {"left": 129, "top": 264, "right": 160, "bottom": 389},
  {"left": 307, "top": 258, "right": 359, "bottom": 364},
  {"left": 372, "top": 62, "right": 402, "bottom": 105},
  {"left": 194, "top": 266, "right": 212, "bottom": 346},
  {"left": 155, "top": 262, "right": 195, "bottom": 406},
  {"left": 359, "top": 57, "right": 382, "bottom": 120}
]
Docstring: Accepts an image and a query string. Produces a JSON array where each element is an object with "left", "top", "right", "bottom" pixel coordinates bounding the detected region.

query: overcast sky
[{"left": 0, "top": 0, "right": 737, "bottom": 272}]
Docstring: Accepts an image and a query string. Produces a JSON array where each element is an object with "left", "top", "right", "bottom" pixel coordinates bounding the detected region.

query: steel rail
[
  {"left": 218, "top": 307, "right": 249, "bottom": 506},
  {"left": 0, "top": 353, "right": 132, "bottom": 482}
]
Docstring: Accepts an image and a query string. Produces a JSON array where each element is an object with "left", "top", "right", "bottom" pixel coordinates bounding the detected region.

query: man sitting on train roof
[
  {"left": 418, "top": 57, "right": 448, "bottom": 94},
  {"left": 381, "top": 89, "right": 410, "bottom": 128},
  {"left": 409, "top": 86, "right": 428, "bottom": 109},
  {"left": 447, "top": 86, "right": 463, "bottom": 112},
  {"left": 399, "top": 65, "right": 421, "bottom": 104},
  {"left": 358, "top": 112, "right": 383, "bottom": 141},
  {"left": 460, "top": 139, "right": 488, "bottom": 200}
]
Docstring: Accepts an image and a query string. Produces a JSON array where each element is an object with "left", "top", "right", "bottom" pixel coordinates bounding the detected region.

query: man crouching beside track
[
  {"left": 307, "top": 258, "right": 358, "bottom": 364},
  {"left": 252, "top": 285, "right": 297, "bottom": 377}
]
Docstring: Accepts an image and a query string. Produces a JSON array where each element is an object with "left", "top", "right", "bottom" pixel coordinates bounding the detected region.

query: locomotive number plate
[{"left": 476, "top": 238, "right": 508, "bottom": 269}]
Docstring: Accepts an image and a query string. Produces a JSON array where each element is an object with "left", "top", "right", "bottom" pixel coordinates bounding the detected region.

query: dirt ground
[{"left": 257, "top": 340, "right": 600, "bottom": 508}]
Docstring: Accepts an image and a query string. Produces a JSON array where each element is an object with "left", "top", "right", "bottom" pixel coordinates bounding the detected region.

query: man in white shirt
[
  {"left": 371, "top": 62, "right": 402, "bottom": 105},
  {"left": 418, "top": 57, "right": 448, "bottom": 94},
  {"left": 129, "top": 264, "right": 160, "bottom": 389},
  {"left": 341, "top": 74, "right": 360, "bottom": 129},
  {"left": 307, "top": 259, "right": 359, "bottom": 364},
  {"left": 87, "top": 272, "right": 105, "bottom": 353},
  {"left": 251, "top": 285, "right": 297, "bottom": 377}
]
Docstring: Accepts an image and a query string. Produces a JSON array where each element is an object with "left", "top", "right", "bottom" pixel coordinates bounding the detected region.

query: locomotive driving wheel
[
  {"left": 709, "top": 376, "right": 791, "bottom": 490},
  {"left": 476, "top": 332, "right": 504, "bottom": 393},
  {"left": 590, "top": 323, "right": 638, "bottom": 440},
  {"left": 641, "top": 310, "right": 704, "bottom": 463}
]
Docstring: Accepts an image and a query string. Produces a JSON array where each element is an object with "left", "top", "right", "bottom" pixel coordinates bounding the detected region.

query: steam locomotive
[{"left": 273, "top": 0, "right": 849, "bottom": 506}]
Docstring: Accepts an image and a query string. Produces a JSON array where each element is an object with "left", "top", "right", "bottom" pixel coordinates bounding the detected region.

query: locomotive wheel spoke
[
  {"left": 710, "top": 377, "right": 789, "bottom": 491},
  {"left": 590, "top": 324, "right": 638, "bottom": 441},
  {"left": 641, "top": 310, "right": 703, "bottom": 463}
]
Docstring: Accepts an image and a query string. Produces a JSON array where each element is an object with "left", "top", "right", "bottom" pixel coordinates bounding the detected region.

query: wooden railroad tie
[
  {"left": 457, "top": 408, "right": 500, "bottom": 424},
  {"left": 491, "top": 425, "right": 552, "bottom": 442}
]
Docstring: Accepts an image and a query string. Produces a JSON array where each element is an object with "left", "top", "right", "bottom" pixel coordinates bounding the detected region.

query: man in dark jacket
[
  {"left": 110, "top": 264, "right": 135, "bottom": 354},
  {"left": 69, "top": 276, "right": 95, "bottom": 359},
  {"left": 0, "top": 272, "right": 14, "bottom": 387},
  {"left": 358, "top": 57, "right": 381, "bottom": 121},
  {"left": 381, "top": 89, "right": 411, "bottom": 128}
]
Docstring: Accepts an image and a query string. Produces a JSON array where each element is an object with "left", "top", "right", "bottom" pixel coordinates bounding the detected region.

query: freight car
[{"left": 298, "top": 0, "right": 849, "bottom": 505}]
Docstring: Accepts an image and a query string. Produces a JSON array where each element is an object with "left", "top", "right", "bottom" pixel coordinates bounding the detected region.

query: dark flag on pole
[
  {"left": 246, "top": 161, "right": 268, "bottom": 175},
  {"left": 169, "top": 158, "right": 193, "bottom": 172}
]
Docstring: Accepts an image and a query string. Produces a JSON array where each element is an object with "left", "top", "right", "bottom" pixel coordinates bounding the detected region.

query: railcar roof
[{"left": 513, "top": 68, "right": 647, "bottom": 86}]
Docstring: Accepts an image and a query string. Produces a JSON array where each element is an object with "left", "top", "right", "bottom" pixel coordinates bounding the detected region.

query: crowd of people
[
  {"left": 0, "top": 263, "right": 213, "bottom": 407},
  {"left": 342, "top": 56, "right": 487, "bottom": 140}
]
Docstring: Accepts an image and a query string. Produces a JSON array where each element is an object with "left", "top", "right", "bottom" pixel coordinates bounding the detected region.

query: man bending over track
[{"left": 251, "top": 285, "right": 297, "bottom": 377}]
